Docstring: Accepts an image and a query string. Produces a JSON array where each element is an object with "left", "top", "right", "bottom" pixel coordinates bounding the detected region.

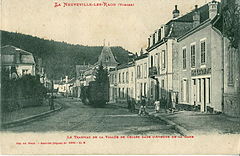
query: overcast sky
[{"left": 1, "top": 0, "right": 217, "bottom": 53}]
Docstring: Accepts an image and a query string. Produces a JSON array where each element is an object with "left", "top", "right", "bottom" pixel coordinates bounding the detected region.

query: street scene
[
  {"left": 1, "top": 0, "right": 240, "bottom": 136},
  {"left": 4, "top": 97, "right": 178, "bottom": 135}
]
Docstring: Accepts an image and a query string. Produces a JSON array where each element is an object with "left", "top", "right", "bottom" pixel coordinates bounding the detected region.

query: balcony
[{"left": 149, "top": 66, "right": 158, "bottom": 77}]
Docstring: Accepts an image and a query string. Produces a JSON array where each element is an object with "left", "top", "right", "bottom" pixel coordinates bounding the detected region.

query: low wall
[{"left": 224, "top": 93, "right": 240, "bottom": 117}]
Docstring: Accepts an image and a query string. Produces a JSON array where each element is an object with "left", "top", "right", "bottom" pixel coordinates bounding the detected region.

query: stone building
[{"left": 221, "top": 0, "right": 240, "bottom": 117}]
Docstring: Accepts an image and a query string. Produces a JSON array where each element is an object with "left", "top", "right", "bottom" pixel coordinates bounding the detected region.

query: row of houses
[
  {"left": 108, "top": 0, "right": 240, "bottom": 117},
  {"left": 54, "top": 44, "right": 120, "bottom": 98}
]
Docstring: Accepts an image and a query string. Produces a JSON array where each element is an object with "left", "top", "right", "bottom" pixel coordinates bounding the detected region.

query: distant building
[
  {"left": 110, "top": 62, "right": 135, "bottom": 103},
  {"left": 135, "top": 52, "right": 149, "bottom": 101},
  {"left": 96, "top": 44, "right": 119, "bottom": 70},
  {"left": 75, "top": 64, "right": 93, "bottom": 97},
  {"left": 1, "top": 45, "right": 35, "bottom": 78}
]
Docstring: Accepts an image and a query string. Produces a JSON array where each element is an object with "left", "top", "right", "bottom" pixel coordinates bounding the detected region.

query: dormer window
[
  {"left": 148, "top": 38, "right": 150, "bottom": 48},
  {"left": 153, "top": 33, "right": 155, "bottom": 45},
  {"left": 158, "top": 29, "right": 161, "bottom": 41}
]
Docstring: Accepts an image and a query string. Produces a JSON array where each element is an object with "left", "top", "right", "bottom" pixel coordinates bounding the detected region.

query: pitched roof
[
  {"left": 1, "top": 45, "right": 35, "bottom": 65},
  {"left": 76, "top": 64, "right": 93, "bottom": 77},
  {"left": 147, "top": 1, "right": 221, "bottom": 51},
  {"left": 134, "top": 53, "right": 148, "bottom": 61},
  {"left": 1, "top": 45, "right": 33, "bottom": 55},
  {"left": 97, "top": 46, "right": 118, "bottom": 67}
]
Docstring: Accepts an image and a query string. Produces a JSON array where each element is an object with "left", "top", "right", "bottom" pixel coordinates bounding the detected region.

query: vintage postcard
[{"left": 0, "top": 0, "right": 240, "bottom": 154}]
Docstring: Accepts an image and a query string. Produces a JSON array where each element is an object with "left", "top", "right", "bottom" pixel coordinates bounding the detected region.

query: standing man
[{"left": 154, "top": 100, "right": 160, "bottom": 113}]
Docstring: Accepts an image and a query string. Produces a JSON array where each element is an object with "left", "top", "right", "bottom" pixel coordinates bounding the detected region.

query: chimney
[
  {"left": 193, "top": 5, "right": 200, "bottom": 28},
  {"left": 173, "top": 5, "right": 180, "bottom": 18},
  {"left": 208, "top": 0, "right": 218, "bottom": 20},
  {"left": 140, "top": 48, "right": 143, "bottom": 56}
]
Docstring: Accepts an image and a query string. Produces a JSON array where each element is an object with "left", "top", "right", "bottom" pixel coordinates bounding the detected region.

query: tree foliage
[
  {"left": 222, "top": 0, "right": 240, "bottom": 49},
  {"left": 1, "top": 70, "right": 47, "bottom": 112},
  {"left": 1, "top": 30, "right": 131, "bottom": 79},
  {"left": 95, "top": 64, "right": 109, "bottom": 83}
]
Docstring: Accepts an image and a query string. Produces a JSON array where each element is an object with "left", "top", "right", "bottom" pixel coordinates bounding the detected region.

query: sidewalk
[
  {"left": 1, "top": 100, "right": 62, "bottom": 128},
  {"left": 109, "top": 102, "right": 240, "bottom": 135}
]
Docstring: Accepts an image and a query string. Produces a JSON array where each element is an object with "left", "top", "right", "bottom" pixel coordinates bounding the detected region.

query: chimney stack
[
  {"left": 173, "top": 5, "right": 180, "bottom": 18},
  {"left": 208, "top": 0, "right": 218, "bottom": 20},
  {"left": 193, "top": 5, "right": 200, "bottom": 28}
]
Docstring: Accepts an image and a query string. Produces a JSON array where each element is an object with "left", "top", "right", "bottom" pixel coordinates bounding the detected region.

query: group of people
[
  {"left": 138, "top": 97, "right": 160, "bottom": 116},
  {"left": 126, "top": 93, "right": 178, "bottom": 116},
  {"left": 136, "top": 95, "right": 177, "bottom": 116}
]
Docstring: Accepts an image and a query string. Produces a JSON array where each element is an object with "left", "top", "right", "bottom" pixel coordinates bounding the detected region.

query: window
[
  {"left": 119, "top": 88, "right": 121, "bottom": 98},
  {"left": 122, "top": 88, "right": 125, "bottom": 98},
  {"left": 158, "top": 29, "right": 161, "bottom": 41},
  {"left": 162, "top": 79, "right": 164, "bottom": 88},
  {"left": 105, "top": 56, "right": 109, "bottom": 62},
  {"left": 122, "top": 72, "right": 125, "bottom": 83},
  {"left": 151, "top": 56, "right": 153, "bottom": 67},
  {"left": 144, "top": 83, "right": 147, "bottom": 96},
  {"left": 191, "top": 44, "right": 196, "bottom": 68},
  {"left": 114, "top": 74, "right": 117, "bottom": 83},
  {"left": 131, "top": 72, "right": 133, "bottom": 81},
  {"left": 140, "top": 64, "right": 143, "bottom": 78},
  {"left": 112, "top": 74, "right": 114, "bottom": 84},
  {"left": 161, "top": 50, "right": 166, "bottom": 69},
  {"left": 137, "top": 65, "right": 140, "bottom": 78},
  {"left": 200, "top": 40, "right": 206, "bottom": 64},
  {"left": 198, "top": 79, "right": 201, "bottom": 102},
  {"left": 144, "top": 63, "right": 147, "bottom": 78},
  {"left": 153, "top": 33, "right": 155, "bottom": 44},
  {"left": 119, "top": 73, "right": 121, "bottom": 83},
  {"left": 182, "top": 48, "right": 187, "bottom": 69},
  {"left": 156, "top": 53, "right": 160, "bottom": 73},
  {"left": 126, "top": 72, "right": 129, "bottom": 83},
  {"left": 148, "top": 38, "right": 150, "bottom": 48},
  {"left": 22, "top": 69, "right": 28, "bottom": 75}
]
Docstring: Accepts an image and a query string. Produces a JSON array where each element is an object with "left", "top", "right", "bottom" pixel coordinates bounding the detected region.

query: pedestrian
[
  {"left": 138, "top": 96, "right": 147, "bottom": 116},
  {"left": 127, "top": 100, "right": 131, "bottom": 111},
  {"left": 154, "top": 100, "right": 160, "bottom": 113},
  {"left": 131, "top": 98, "right": 136, "bottom": 112}
]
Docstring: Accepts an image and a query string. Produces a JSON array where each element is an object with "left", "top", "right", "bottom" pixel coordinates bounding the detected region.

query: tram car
[{"left": 80, "top": 81, "right": 109, "bottom": 107}]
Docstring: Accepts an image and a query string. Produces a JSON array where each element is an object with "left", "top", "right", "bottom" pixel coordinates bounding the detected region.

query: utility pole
[{"left": 50, "top": 80, "right": 55, "bottom": 110}]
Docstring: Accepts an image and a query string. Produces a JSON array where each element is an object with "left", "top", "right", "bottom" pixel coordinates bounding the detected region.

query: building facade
[
  {"left": 1, "top": 45, "right": 36, "bottom": 78},
  {"left": 177, "top": 1, "right": 223, "bottom": 112},
  {"left": 135, "top": 53, "right": 149, "bottom": 101},
  {"left": 221, "top": 0, "right": 240, "bottom": 117}
]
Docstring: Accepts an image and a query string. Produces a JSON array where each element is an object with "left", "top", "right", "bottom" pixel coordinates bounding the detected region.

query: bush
[{"left": 1, "top": 72, "right": 47, "bottom": 112}]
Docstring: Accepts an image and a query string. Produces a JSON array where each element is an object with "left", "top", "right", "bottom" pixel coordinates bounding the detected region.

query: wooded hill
[{"left": 1, "top": 30, "right": 132, "bottom": 79}]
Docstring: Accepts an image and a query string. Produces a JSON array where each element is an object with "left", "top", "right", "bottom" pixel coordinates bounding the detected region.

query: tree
[
  {"left": 222, "top": 0, "right": 240, "bottom": 49},
  {"left": 95, "top": 64, "right": 109, "bottom": 84}
]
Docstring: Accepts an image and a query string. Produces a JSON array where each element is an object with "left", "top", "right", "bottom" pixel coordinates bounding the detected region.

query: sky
[{"left": 1, "top": 0, "right": 217, "bottom": 53}]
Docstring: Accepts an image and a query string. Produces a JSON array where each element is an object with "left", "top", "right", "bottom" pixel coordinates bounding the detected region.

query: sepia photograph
[{"left": 0, "top": 0, "right": 239, "bottom": 154}]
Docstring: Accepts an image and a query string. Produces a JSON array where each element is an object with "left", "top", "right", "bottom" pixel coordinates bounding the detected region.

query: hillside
[{"left": 1, "top": 30, "right": 132, "bottom": 79}]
